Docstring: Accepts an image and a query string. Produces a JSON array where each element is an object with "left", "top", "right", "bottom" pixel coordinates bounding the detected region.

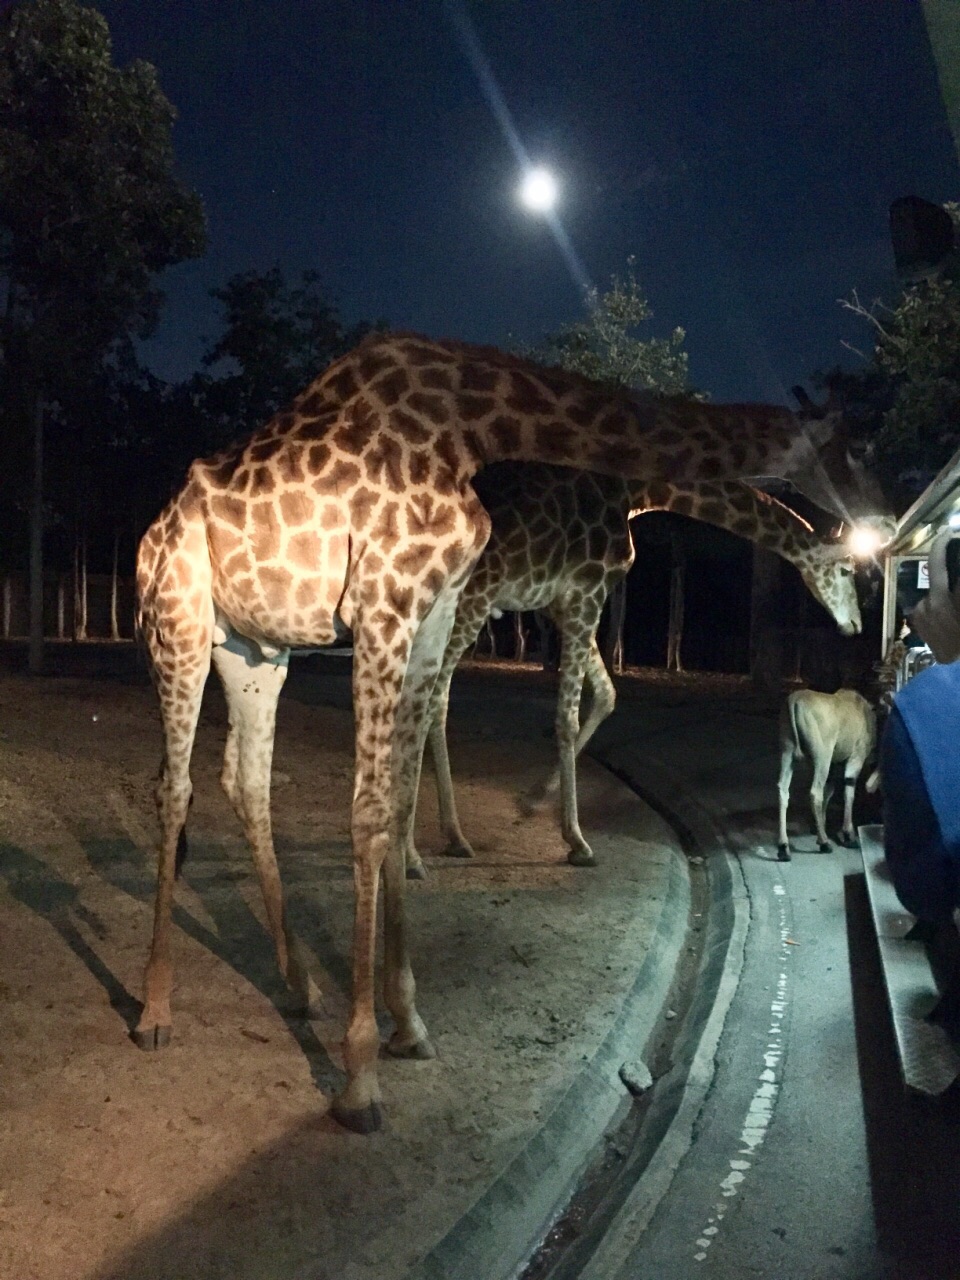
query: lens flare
[{"left": 848, "top": 525, "right": 885, "bottom": 558}]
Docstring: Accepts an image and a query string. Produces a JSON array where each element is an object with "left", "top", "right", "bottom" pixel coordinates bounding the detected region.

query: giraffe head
[
  {"left": 791, "top": 389, "right": 894, "bottom": 538},
  {"left": 796, "top": 543, "right": 862, "bottom": 636}
]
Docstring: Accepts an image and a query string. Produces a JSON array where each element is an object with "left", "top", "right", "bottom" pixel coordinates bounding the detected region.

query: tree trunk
[
  {"left": 2, "top": 576, "right": 11, "bottom": 639},
  {"left": 78, "top": 529, "right": 88, "bottom": 641},
  {"left": 513, "top": 611, "right": 527, "bottom": 663},
  {"left": 28, "top": 396, "right": 45, "bottom": 674},
  {"left": 57, "top": 577, "right": 66, "bottom": 639},
  {"left": 603, "top": 580, "right": 627, "bottom": 675},
  {"left": 110, "top": 528, "right": 120, "bottom": 640},
  {"left": 750, "top": 545, "right": 783, "bottom": 693},
  {"left": 666, "top": 535, "right": 686, "bottom": 672}
]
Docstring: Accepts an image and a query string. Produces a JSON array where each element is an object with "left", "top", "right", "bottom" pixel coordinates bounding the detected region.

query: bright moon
[{"left": 520, "top": 167, "right": 558, "bottom": 212}]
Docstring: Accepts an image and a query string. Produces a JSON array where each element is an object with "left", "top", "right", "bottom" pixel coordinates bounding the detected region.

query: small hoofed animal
[{"left": 777, "top": 688, "right": 876, "bottom": 862}]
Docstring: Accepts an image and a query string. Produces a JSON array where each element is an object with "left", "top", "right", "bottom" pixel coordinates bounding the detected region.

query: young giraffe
[
  {"left": 402, "top": 464, "right": 863, "bottom": 874},
  {"left": 134, "top": 332, "right": 887, "bottom": 1133}
]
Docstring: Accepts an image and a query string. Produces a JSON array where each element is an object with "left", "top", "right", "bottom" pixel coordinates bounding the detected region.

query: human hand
[{"left": 910, "top": 529, "right": 960, "bottom": 664}]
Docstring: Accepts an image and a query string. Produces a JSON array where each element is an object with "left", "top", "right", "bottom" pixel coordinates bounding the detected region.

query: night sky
[{"left": 99, "top": 0, "right": 959, "bottom": 403}]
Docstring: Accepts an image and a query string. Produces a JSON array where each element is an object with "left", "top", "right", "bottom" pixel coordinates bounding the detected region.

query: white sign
[{"left": 917, "top": 559, "right": 929, "bottom": 589}]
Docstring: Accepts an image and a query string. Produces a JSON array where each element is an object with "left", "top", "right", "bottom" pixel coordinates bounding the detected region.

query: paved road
[{"left": 591, "top": 699, "right": 960, "bottom": 1280}]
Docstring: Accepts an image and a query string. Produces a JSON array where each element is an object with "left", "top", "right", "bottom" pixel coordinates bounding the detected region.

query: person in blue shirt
[{"left": 881, "top": 529, "right": 960, "bottom": 1027}]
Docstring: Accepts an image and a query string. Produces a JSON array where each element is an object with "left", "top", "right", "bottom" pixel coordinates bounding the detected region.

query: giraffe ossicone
[{"left": 133, "top": 332, "right": 887, "bottom": 1133}]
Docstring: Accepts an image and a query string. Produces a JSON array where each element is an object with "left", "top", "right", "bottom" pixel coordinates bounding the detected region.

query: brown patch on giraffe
[
  {"left": 294, "top": 579, "right": 320, "bottom": 608},
  {"left": 371, "top": 367, "right": 410, "bottom": 406},
  {"left": 259, "top": 566, "right": 293, "bottom": 610},
  {"left": 356, "top": 349, "right": 395, "bottom": 384},
  {"left": 565, "top": 393, "right": 607, "bottom": 428},
  {"left": 389, "top": 408, "right": 433, "bottom": 445},
  {"left": 250, "top": 466, "right": 275, "bottom": 497},
  {"left": 313, "top": 459, "right": 362, "bottom": 495},
  {"left": 278, "top": 491, "right": 315, "bottom": 526},
  {"left": 384, "top": 576, "right": 414, "bottom": 618},
  {"left": 646, "top": 480, "right": 671, "bottom": 508},
  {"left": 320, "top": 503, "right": 342, "bottom": 530},
  {"left": 459, "top": 362, "right": 499, "bottom": 393},
  {"left": 418, "top": 366, "right": 454, "bottom": 393},
  {"left": 276, "top": 447, "right": 306, "bottom": 486},
  {"left": 456, "top": 393, "right": 496, "bottom": 422},
  {"left": 378, "top": 612, "right": 401, "bottom": 644},
  {"left": 326, "top": 364, "right": 360, "bottom": 401},
  {"left": 370, "top": 501, "right": 401, "bottom": 551},
  {"left": 697, "top": 455, "right": 725, "bottom": 479},
  {"left": 223, "top": 551, "right": 252, "bottom": 578},
  {"left": 462, "top": 428, "right": 487, "bottom": 465},
  {"left": 349, "top": 487, "right": 379, "bottom": 529},
  {"left": 732, "top": 516, "right": 756, "bottom": 536},
  {"left": 287, "top": 531, "right": 322, "bottom": 570},
  {"left": 334, "top": 401, "right": 379, "bottom": 454},
  {"left": 406, "top": 494, "right": 456, "bottom": 539},
  {"left": 210, "top": 494, "right": 248, "bottom": 529},
  {"left": 394, "top": 543, "right": 434, "bottom": 576},
  {"left": 407, "top": 391, "right": 448, "bottom": 424},
  {"left": 598, "top": 409, "right": 630, "bottom": 436},
  {"left": 534, "top": 422, "right": 578, "bottom": 461},
  {"left": 698, "top": 501, "right": 728, "bottom": 524},
  {"left": 671, "top": 495, "right": 694, "bottom": 517},
  {"left": 306, "top": 443, "right": 332, "bottom": 473},
  {"left": 489, "top": 415, "right": 522, "bottom": 455},
  {"left": 409, "top": 450, "right": 432, "bottom": 485},
  {"left": 434, "top": 466, "right": 459, "bottom": 496},
  {"left": 363, "top": 435, "right": 405, "bottom": 493},
  {"left": 251, "top": 503, "right": 282, "bottom": 560},
  {"left": 248, "top": 439, "right": 283, "bottom": 465},
  {"left": 233, "top": 468, "right": 251, "bottom": 491},
  {"left": 434, "top": 431, "right": 465, "bottom": 481},
  {"left": 423, "top": 568, "right": 445, "bottom": 597},
  {"left": 297, "top": 412, "right": 339, "bottom": 441},
  {"left": 206, "top": 524, "right": 243, "bottom": 561},
  {"left": 505, "top": 371, "right": 555, "bottom": 416}
]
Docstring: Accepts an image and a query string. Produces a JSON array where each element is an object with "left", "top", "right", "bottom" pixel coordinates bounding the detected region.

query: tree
[
  {"left": 199, "top": 267, "right": 376, "bottom": 444},
  {"left": 532, "top": 259, "right": 698, "bottom": 672},
  {"left": 838, "top": 203, "right": 960, "bottom": 507},
  {"left": 532, "top": 256, "right": 692, "bottom": 395},
  {"left": 0, "top": 0, "right": 205, "bottom": 670}
]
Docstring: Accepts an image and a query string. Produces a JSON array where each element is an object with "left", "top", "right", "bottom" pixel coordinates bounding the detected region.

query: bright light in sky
[{"left": 519, "top": 167, "right": 558, "bottom": 213}]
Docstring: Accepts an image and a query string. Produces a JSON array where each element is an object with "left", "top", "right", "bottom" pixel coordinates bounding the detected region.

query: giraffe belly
[{"left": 211, "top": 562, "right": 349, "bottom": 650}]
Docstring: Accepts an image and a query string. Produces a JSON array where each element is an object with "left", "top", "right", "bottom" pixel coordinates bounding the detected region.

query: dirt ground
[{"left": 0, "top": 666, "right": 681, "bottom": 1280}]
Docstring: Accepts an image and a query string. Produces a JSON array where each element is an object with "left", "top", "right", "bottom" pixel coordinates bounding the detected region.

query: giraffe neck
[
  {"left": 630, "top": 479, "right": 827, "bottom": 574},
  {"left": 310, "top": 333, "right": 882, "bottom": 525}
]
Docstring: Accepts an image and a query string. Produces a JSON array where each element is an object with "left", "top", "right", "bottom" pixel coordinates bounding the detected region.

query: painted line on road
[{"left": 691, "top": 874, "right": 791, "bottom": 1264}]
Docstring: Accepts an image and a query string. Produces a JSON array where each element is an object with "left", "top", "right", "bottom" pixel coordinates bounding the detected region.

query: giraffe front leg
[
  {"left": 776, "top": 749, "right": 793, "bottom": 861},
  {"left": 545, "top": 606, "right": 595, "bottom": 867},
  {"left": 135, "top": 655, "right": 210, "bottom": 1050}
]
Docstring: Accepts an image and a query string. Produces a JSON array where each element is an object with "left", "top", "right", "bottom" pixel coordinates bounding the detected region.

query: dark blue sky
[{"left": 100, "top": 0, "right": 959, "bottom": 402}]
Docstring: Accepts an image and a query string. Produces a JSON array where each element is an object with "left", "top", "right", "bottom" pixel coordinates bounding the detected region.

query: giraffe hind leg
[{"left": 211, "top": 635, "right": 322, "bottom": 1017}]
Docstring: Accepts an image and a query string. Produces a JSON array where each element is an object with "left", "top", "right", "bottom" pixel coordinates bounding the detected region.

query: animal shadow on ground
[
  {"left": 1, "top": 830, "right": 351, "bottom": 1097},
  {"left": 0, "top": 843, "right": 141, "bottom": 1026}
]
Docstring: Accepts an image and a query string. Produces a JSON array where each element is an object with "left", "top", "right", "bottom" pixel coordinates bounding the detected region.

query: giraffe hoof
[
  {"left": 567, "top": 847, "right": 597, "bottom": 868},
  {"left": 776, "top": 844, "right": 792, "bottom": 862},
  {"left": 132, "top": 1024, "right": 171, "bottom": 1051},
  {"left": 331, "top": 1097, "right": 384, "bottom": 1135},
  {"left": 406, "top": 861, "right": 427, "bottom": 881},
  {"left": 386, "top": 1034, "right": 436, "bottom": 1060},
  {"left": 818, "top": 841, "right": 832, "bottom": 854},
  {"left": 441, "top": 841, "right": 474, "bottom": 859}
]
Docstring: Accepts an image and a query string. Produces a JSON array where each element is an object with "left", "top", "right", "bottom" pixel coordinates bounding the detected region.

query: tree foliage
[
  {"left": 0, "top": 0, "right": 206, "bottom": 391},
  {"left": 198, "top": 266, "right": 377, "bottom": 442},
  {"left": 837, "top": 203, "right": 960, "bottom": 505},
  {"left": 532, "top": 257, "right": 693, "bottom": 395}
]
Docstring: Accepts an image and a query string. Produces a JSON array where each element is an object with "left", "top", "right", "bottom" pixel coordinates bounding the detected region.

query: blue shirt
[{"left": 882, "top": 662, "right": 960, "bottom": 922}]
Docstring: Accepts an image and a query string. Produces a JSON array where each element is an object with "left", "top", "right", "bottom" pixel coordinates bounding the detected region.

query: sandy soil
[{"left": 0, "top": 667, "right": 679, "bottom": 1280}]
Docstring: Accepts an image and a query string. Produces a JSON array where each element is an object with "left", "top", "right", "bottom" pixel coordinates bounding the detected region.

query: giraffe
[
  {"left": 402, "top": 463, "right": 864, "bottom": 874},
  {"left": 133, "top": 332, "right": 889, "bottom": 1134}
]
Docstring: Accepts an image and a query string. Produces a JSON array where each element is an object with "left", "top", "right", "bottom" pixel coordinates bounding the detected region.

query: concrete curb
[
  {"left": 577, "top": 748, "right": 750, "bottom": 1280},
  {"left": 408, "top": 772, "right": 691, "bottom": 1280}
]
